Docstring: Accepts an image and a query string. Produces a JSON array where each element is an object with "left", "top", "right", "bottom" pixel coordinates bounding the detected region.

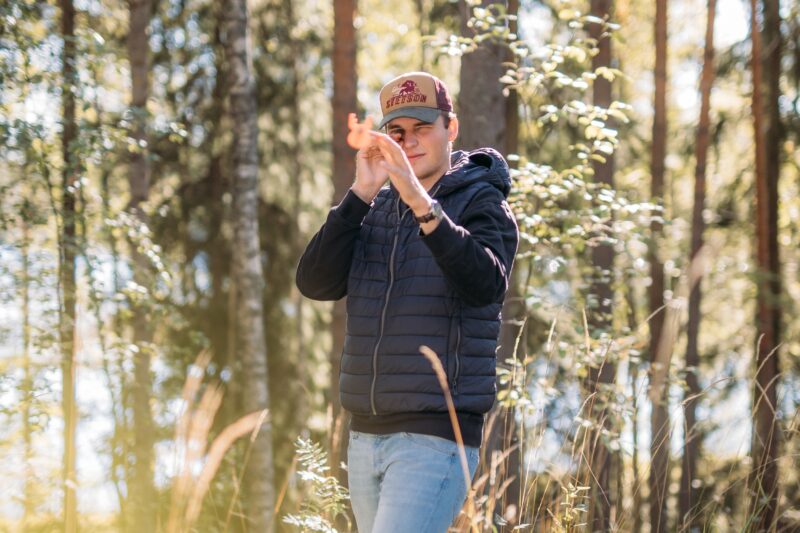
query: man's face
[{"left": 385, "top": 115, "right": 458, "bottom": 185}]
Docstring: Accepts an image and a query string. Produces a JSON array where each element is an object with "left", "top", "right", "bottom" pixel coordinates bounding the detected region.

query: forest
[{"left": 0, "top": 0, "right": 798, "bottom": 531}]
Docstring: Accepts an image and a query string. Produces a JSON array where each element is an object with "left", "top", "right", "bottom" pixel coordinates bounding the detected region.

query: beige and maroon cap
[{"left": 378, "top": 72, "right": 454, "bottom": 129}]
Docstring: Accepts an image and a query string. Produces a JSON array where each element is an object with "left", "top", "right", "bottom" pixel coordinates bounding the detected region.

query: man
[{"left": 296, "top": 72, "right": 519, "bottom": 532}]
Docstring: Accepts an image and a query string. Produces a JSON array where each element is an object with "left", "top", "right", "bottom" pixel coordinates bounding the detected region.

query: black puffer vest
[{"left": 339, "top": 149, "right": 512, "bottom": 416}]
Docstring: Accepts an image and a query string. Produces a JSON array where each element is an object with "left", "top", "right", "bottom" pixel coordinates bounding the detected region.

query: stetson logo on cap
[
  {"left": 387, "top": 80, "right": 426, "bottom": 105},
  {"left": 378, "top": 72, "right": 453, "bottom": 129}
]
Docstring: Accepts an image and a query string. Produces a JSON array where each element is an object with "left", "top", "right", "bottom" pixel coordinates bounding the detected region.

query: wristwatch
[{"left": 414, "top": 200, "right": 444, "bottom": 223}]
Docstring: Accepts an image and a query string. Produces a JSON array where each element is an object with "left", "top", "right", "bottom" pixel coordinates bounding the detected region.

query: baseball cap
[{"left": 378, "top": 72, "right": 454, "bottom": 129}]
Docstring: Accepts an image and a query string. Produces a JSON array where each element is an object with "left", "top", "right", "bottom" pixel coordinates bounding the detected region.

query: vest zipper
[{"left": 370, "top": 199, "right": 409, "bottom": 415}]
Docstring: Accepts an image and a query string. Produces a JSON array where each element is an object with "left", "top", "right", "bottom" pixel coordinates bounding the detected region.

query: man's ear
[{"left": 447, "top": 116, "right": 459, "bottom": 142}]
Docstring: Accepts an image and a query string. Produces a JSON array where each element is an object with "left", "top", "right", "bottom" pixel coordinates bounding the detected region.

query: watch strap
[{"left": 414, "top": 200, "right": 443, "bottom": 223}]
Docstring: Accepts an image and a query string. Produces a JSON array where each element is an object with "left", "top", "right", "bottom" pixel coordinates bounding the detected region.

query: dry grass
[{"left": 165, "top": 352, "right": 270, "bottom": 533}]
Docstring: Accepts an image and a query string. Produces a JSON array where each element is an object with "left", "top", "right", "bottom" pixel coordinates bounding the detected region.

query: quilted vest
[{"left": 340, "top": 151, "right": 508, "bottom": 417}]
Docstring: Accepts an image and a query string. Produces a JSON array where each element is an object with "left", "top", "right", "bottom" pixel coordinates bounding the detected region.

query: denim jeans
[{"left": 347, "top": 430, "right": 480, "bottom": 533}]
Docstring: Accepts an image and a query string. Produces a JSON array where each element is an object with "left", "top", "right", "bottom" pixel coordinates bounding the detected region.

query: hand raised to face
[
  {"left": 346, "top": 113, "right": 374, "bottom": 150},
  {"left": 368, "top": 131, "right": 431, "bottom": 215}
]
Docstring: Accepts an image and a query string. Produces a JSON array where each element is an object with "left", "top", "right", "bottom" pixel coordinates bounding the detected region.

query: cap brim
[{"left": 378, "top": 107, "right": 441, "bottom": 129}]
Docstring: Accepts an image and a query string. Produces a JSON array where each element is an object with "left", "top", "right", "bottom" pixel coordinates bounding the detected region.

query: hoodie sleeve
[
  {"left": 421, "top": 186, "right": 519, "bottom": 307},
  {"left": 295, "top": 190, "right": 371, "bottom": 301}
]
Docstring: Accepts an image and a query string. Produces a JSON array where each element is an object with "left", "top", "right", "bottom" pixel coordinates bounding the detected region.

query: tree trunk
[
  {"left": 207, "top": 1, "right": 234, "bottom": 430},
  {"left": 59, "top": 1, "right": 78, "bottom": 531},
  {"left": 222, "top": 0, "right": 276, "bottom": 529},
  {"left": 680, "top": 0, "right": 715, "bottom": 526},
  {"left": 99, "top": 168, "right": 129, "bottom": 531},
  {"left": 126, "top": 1, "right": 155, "bottom": 530},
  {"left": 21, "top": 203, "right": 34, "bottom": 532},
  {"left": 457, "top": 0, "right": 507, "bottom": 152},
  {"left": 585, "top": 0, "right": 616, "bottom": 529},
  {"left": 625, "top": 280, "right": 642, "bottom": 533},
  {"left": 457, "top": 1, "right": 522, "bottom": 524},
  {"left": 330, "top": 0, "right": 357, "bottom": 475},
  {"left": 746, "top": 0, "right": 782, "bottom": 529},
  {"left": 285, "top": 0, "right": 308, "bottom": 433},
  {"left": 648, "top": 0, "right": 670, "bottom": 531},
  {"left": 499, "top": 1, "right": 522, "bottom": 522},
  {"left": 504, "top": 0, "right": 519, "bottom": 163}
]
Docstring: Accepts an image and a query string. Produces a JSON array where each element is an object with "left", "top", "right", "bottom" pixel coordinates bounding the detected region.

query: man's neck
[{"left": 420, "top": 175, "right": 444, "bottom": 192}]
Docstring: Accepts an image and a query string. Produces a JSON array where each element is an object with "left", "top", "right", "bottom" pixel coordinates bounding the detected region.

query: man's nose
[{"left": 403, "top": 132, "right": 419, "bottom": 147}]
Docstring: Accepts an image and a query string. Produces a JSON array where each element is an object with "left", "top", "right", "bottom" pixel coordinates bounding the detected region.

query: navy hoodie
[{"left": 296, "top": 148, "right": 519, "bottom": 446}]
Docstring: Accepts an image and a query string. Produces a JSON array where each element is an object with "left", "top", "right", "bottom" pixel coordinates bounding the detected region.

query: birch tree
[{"left": 222, "top": 0, "right": 276, "bottom": 528}]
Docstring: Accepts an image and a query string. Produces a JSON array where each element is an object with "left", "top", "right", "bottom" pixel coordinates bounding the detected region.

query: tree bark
[
  {"left": 680, "top": 0, "right": 715, "bottom": 526},
  {"left": 330, "top": 0, "right": 357, "bottom": 475},
  {"left": 648, "top": 0, "right": 670, "bottom": 531},
  {"left": 207, "top": 0, "right": 235, "bottom": 431},
  {"left": 126, "top": 1, "right": 155, "bottom": 530},
  {"left": 504, "top": 0, "right": 519, "bottom": 162},
  {"left": 585, "top": 0, "right": 616, "bottom": 529},
  {"left": 59, "top": 1, "right": 78, "bottom": 531},
  {"left": 98, "top": 168, "right": 130, "bottom": 531},
  {"left": 457, "top": 0, "right": 507, "bottom": 152},
  {"left": 21, "top": 202, "right": 34, "bottom": 532},
  {"left": 285, "top": 0, "right": 308, "bottom": 434},
  {"left": 222, "top": 0, "right": 276, "bottom": 529},
  {"left": 746, "top": 0, "right": 782, "bottom": 529},
  {"left": 499, "top": 1, "right": 522, "bottom": 522},
  {"left": 625, "top": 280, "right": 643, "bottom": 533}
]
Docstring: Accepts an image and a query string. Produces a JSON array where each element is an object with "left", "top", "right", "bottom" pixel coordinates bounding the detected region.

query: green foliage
[
  {"left": 283, "top": 438, "right": 351, "bottom": 533},
  {"left": 441, "top": 3, "right": 650, "bottom": 529},
  {"left": 0, "top": 0, "right": 798, "bottom": 530}
]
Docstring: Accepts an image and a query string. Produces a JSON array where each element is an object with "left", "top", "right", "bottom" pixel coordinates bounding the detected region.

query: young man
[{"left": 296, "top": 72, "right": 519, "bottom": 532}]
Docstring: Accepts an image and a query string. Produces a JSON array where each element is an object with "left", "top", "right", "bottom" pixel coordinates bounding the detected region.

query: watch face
[{"left": 432, "top": 201, "right": 443, "bottom": 219}]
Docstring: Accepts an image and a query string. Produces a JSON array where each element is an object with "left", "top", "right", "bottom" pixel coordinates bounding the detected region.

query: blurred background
[{"left": 0, "top": 0, "right": 797, "bottom": 531}]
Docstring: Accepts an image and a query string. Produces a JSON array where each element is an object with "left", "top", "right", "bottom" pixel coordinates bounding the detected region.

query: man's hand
[
  {"left": 347, "top": 114, "right": 388, "bottom": 204},
  {"left": 347, "top": 113, "right": 373, "bottom": 150},
  {"left": 347, "top": 119, "right": 439, "bottom": 235},
  {"left": 352, "top": 144, "right": 389, "bottom": 204},
  {"left": 369, "top": 132, "right": 433, "bottom": 218}
]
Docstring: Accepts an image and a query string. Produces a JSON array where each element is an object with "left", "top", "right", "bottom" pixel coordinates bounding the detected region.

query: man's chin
[{"left": 410, "top": 160, "right": 426, "bottom": 175}]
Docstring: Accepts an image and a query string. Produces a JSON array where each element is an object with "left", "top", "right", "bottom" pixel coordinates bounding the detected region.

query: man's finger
[
  {"left": 372, "top": 135, "right": 408, "bottom": 167},
  {"left": 379, "top": 160, "right": 407, "bottom": 179}
]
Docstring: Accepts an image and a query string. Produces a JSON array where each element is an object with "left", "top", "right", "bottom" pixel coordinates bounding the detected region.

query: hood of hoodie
[
  {"left": 387, "top": 147, "right": 511, "bottom": 201},
  {"left": 431, "top": 148, "right": 511, "bottom": 199}
]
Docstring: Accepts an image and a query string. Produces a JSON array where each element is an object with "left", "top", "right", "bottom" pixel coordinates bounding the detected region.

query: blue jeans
[{"left": 347, "top": 431, "right": 480, "bottom": 533}]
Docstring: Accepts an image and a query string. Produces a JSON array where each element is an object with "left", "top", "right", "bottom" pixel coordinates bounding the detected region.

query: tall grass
[
  {"left": 167, "top": 328, "right": 797, "bottom": 532},
  {"left": 274, "top": 315, "right": 799, "bottom": 532},
  {"left": 165, "top": 352, "right": 270, "bottom": 533}
]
